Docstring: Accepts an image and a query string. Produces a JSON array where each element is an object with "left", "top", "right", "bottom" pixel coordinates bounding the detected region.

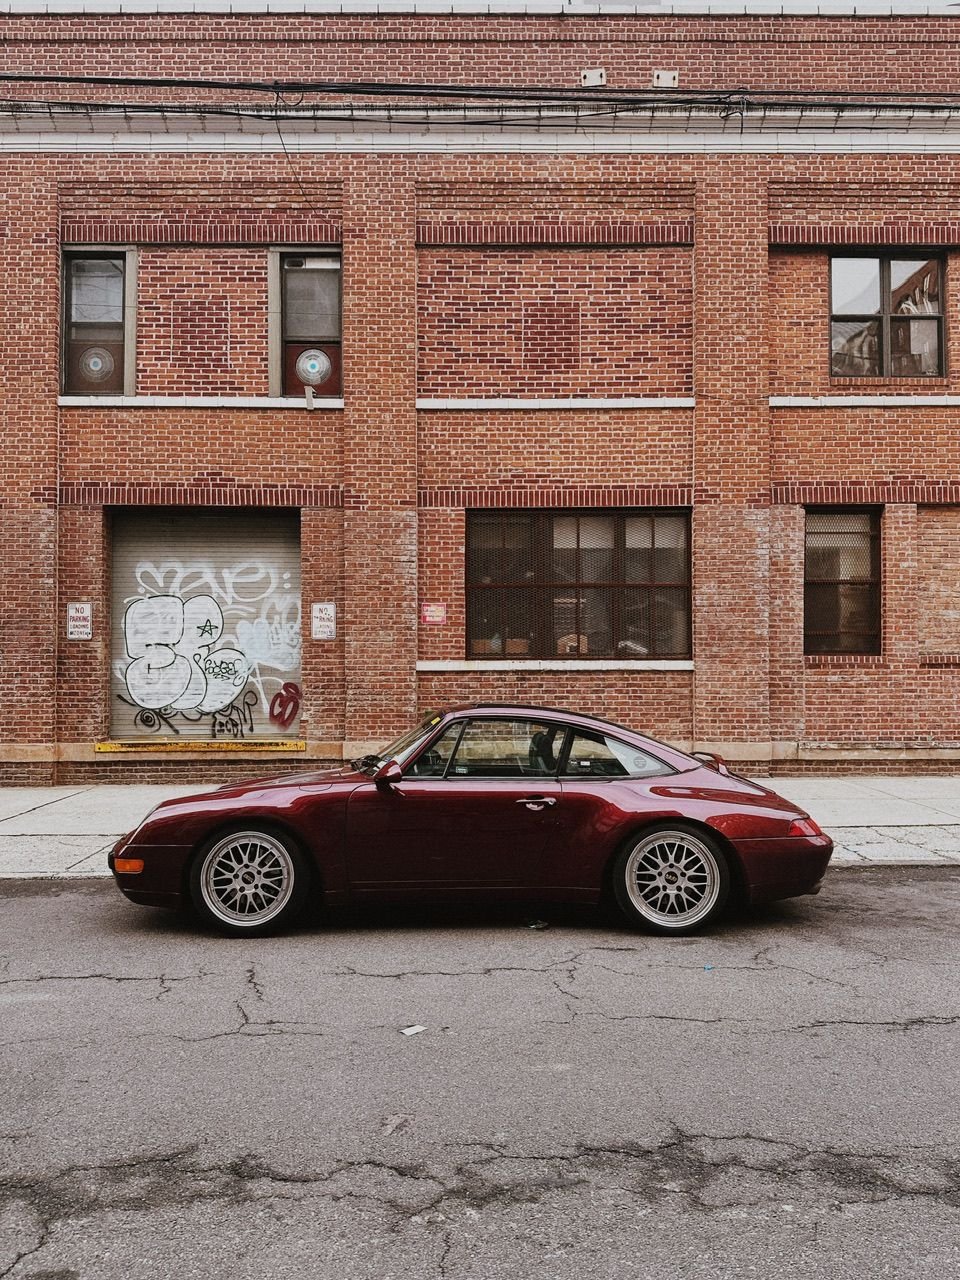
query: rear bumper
[{"left": 732, "top": 833, "right": 834, "bottom": 905}]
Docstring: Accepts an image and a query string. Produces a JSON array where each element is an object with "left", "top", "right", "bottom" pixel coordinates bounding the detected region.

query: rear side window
[{"left": 562, "top": 730, "right": 671, "bottom": 779}]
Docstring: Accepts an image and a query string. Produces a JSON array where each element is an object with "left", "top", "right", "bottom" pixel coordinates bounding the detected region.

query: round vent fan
[
  {"left": 79, "top": 347, "right": 116, "bottom": 382},
  {"left": 295, "top": 349, "right": 333, "bottom": 387}
]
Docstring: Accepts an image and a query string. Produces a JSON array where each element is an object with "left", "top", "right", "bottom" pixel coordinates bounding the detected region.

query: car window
[
  {"left": 404, "top": 723, "right": 463, "bottom": 777},
  {"left": 562, "top": 730, "right": 670, "bottom": 779},
  {"left": 448, "top": 719, "right": 565, "bottom": 778}
]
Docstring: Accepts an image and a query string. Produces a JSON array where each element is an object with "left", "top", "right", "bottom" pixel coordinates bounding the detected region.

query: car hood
[{"left": 211, "top": 764, "right": 365, "bottom": 796}]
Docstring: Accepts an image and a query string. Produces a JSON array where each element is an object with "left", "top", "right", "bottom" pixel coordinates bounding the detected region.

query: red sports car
[{"left": 109, "top": 704, "right": 833, "bottom": 936}]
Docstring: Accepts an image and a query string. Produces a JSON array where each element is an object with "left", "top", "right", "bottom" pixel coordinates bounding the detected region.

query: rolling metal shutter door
[{"left": 111, "top": 511, "right": 302, "bottom": 741}]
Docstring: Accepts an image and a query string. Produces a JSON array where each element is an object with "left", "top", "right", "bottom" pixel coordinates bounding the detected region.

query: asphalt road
[{"left": 1, "top": 869, "right": 959, "bottom": 1280}]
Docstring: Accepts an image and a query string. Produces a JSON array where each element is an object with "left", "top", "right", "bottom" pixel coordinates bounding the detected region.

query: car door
[
  {"left": 345, "top": 716, "right": 565, "bottom": 891},
  {"left": 544, "top": 728, "right": 676, "bottom": 889}
]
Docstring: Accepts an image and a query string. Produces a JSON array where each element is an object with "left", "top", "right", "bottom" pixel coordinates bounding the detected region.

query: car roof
[{"left": 433, "top": 703, "right": 697, "bottom": 770}]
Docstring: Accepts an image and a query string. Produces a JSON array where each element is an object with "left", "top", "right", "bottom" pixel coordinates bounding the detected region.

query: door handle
[{"left": 517, "top": 796, "right": 557, "bottom": 810}]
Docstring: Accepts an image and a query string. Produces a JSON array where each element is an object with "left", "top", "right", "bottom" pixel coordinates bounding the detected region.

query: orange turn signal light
[{"left": 115, "top": 857, "right": 145, "bottom": 874}]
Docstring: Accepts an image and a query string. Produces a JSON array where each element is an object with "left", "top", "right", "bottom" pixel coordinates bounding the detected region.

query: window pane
[
  {"left": 831, "top": 258, "right": 880, "bottom": 314},
  {"left": 552, "top": 587, "right": 613, "bottom": 656},
  {"left": 553, "top": 516, "right": 614, "bottom": 583},
  {"left": 891, "top": 260, "right": 940, "bottom": 315},
  {"left": 624, "top": 516, "right": 653, "bottom": 582},
  {"left": 805, "top": 513, "right": 876, "bottom": 582},
  {"left": 68, "top": 258, "right": 123, "bottom": 332},
  {"left": 467, "top": 515, "right": 534, "bottom": 585},
  {"left": 551, "top": 588, "right": 584, "bottom": 655},
  {"left": 805, "top": 512, "right": 880, "bottom": 655},
  {"left": 405, "top": 723, "right": 461, "bottom": 777},
  {"left": 552, "top": 516, "right": 579, "bottom": 583},
  {"left": 578, "top": 517, "right": 614, "bottom": 582},
  {"left": 283, "top": 262, "right": 340, "bottom": 340},
  {"left": 564, "top": 730, "right": 630, "bottom": 777},
  {"left": 804, "top": 583, "right": 880, "bottom": 653},
  {"left": 448, "top": 719, "right": 558, "bottom": 778},
  {"left": 563, "top": 730, "right": 669, "bottom": 778},
  {"left": 580, "top": 588, "right": 612, "bottom": 656},
  {"left": 620, "top": 586, "right": 689, "bottom": 657},
  {"left": 831, "top": 319, "right": 881, "bottom": 377},
  {"left": 654, "top": 516, "right": 689, "bottom": 583},
  {"left": 890, "top": 317, "right": 940, "bottom": 376},
  {"left": 466, "top": 589, "right": 533, "bottom": 656}
]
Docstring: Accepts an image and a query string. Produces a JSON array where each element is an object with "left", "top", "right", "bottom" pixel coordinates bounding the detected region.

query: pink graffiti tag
[{"left": 269, "top": 682, "right": 301, "bottom": 729}]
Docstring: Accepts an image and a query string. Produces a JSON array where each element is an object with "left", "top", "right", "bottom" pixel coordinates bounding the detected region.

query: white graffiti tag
[
  {"left": 122, "top": 593, "right": 250, "bottom": 714},
  {"left": 116, "top": 556, "right": 302, "bottom": 738}
]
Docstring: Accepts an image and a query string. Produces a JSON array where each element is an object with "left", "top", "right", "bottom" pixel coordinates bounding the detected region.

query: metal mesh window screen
[
  {"left": 804, "top": 509, "right": 881, "bottom": 655},
  {"left": 466, "top": 510, "right": 690, "bottom": 659}
]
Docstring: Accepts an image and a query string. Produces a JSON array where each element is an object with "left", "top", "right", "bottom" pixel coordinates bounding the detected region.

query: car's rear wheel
[
  {"left": 189, "top": 827, "right": 309, "bottom": 935},
  {"left": 612, "top": 825, "right": 730, "bottom": 934}
]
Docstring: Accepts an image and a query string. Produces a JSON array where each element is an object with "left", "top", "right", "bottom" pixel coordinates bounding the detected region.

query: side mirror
[{"left": 374, "top": 759, "right": 403, "bottom": 789}]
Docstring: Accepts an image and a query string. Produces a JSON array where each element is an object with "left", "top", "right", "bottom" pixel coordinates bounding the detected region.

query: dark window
[
  {"left": 831, "top": 256, "right": 943, "bottom": 377},
  {"left": 466, "top": 510, "right": 690, "bottom": 660},
  {"left": 804, "top": 510, "right": 881, "bottom": 655},
  {"left": 63, "top": 253, "right": 126, "bottom": 394},
  {"left": 281, "top": 254, "right": 342, "bottom": 395}
]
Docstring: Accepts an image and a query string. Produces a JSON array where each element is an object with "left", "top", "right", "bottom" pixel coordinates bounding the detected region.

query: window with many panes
[
  {"left": 804, "top": 509, "right": 881, "bottom": 655},
  {"left": 466, "top": 510, "right": 690, "bottom": 660},
  {"left": 830, "top": 255, "right": 943, "bottom": 378},
  {"left": 270, "top": 252, "right": 342, "bottom": 396},
  {"left": 62, "top": 251, "right": 135, "bottom": 395}
]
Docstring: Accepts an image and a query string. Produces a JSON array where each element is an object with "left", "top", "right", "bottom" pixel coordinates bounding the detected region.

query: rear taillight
[{"left": 788, "top": 817, "right": 823, "bottom": 837}]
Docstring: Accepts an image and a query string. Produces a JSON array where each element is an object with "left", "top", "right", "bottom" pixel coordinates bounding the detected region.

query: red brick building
[{"left": 4, "top": 0, "right": 960, "bottom": 782}]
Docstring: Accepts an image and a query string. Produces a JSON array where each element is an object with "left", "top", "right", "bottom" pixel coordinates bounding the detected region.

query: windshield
[{"left": 353, "top": 711, "right": 444, "bottom": 772}]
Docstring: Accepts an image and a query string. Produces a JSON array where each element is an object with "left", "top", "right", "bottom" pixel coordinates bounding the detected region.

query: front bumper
[{"left": 108, "top": 840, "right": 190, "bottom": 906}]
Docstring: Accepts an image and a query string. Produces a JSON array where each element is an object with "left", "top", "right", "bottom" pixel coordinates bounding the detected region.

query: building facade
[{"left": 3, "top": 0, "right": 960, "bottom": 782}]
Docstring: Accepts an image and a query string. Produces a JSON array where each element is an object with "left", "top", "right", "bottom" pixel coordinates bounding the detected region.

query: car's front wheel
[
  {"left": 189, "top": 827, "right": 310, "bottom": 935},
  {"left": 612, "top": 825, "right": 730, "bottom": 934}
]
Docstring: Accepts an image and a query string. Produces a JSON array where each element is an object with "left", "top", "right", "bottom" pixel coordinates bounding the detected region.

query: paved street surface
[
  {"left": 1, "top": 869, "right": 958, "bottom": 1279},
  {"left": 3, "top": 775, "right": 960, "bottom": 878}
]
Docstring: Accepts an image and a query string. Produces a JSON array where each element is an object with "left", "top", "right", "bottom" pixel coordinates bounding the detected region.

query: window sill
[
  {"left": 771, "top": 394, "right": 960, "bottom": 407},
  {"left": 804, "top": 654, "right": 885, "bottom": 668},
  {"left": 416, "top": 397, "right": 695, "bottom": 410},
  {"left": 417, "top": 659, "right": 693, "bottom": 672},
  {"left": 59, "top": 395, "right": 344, "bottom": 409}
]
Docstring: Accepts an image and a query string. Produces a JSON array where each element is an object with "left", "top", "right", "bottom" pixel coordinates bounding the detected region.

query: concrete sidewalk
[{"left": 0, "top": 776, "right": 958, "bottom": 879}]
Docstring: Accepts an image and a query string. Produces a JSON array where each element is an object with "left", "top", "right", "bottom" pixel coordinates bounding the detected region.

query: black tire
[
  {"left": 612, "top": 824, "right": 730, "bottom": 935},
  {"left": 189, "top": 826, "right": 311, "bottom": 936}
]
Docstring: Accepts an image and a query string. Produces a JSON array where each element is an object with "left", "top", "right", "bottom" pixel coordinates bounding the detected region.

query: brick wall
[
  {"left": 418, "top": 249, "right": 693, "bottom": 398},
  {"left": 4, "top": 12, "right": 960, "bottom": 778}
]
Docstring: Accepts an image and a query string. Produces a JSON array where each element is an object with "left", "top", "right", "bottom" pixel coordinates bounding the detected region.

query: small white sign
[
  {"left": 67, "top": 601, "right": 93, "bottom": 640},
  {"left": 312, "top": 602, "right": 337, "bottom": 640}
]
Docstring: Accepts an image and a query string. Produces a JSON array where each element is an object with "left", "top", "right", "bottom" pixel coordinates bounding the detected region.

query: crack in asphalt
[{"left": 2, "top": 1127, "right": 959, "bottom": 1275}]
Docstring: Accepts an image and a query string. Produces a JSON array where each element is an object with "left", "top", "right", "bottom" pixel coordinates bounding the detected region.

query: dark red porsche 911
[{"left": 109, "top": 704, "right": 833, "bottom": 937}]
